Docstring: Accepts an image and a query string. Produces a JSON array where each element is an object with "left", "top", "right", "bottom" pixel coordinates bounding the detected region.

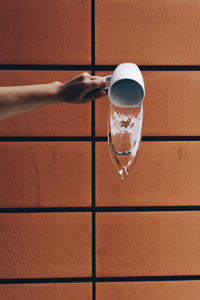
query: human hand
[
  {"left": 0, "top": 73, "right": 107, "bottom": 119},
  {"left": 55, "top": 72, "right": 107, "bottom": 104}
]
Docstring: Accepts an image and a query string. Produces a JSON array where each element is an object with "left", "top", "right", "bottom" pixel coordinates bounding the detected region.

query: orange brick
[
  {"left": 0, "top": 0, "right": 91, "bottom": 64},
  {"left": 0, "top": 283, "right": 92, "bottom": 300},
  {"left": 0, "top": 213, "right": 91, "bottom": 278},
  {"left": 0, "top": 142, "right": 91, "bottom": 208},
  {"left": 96, "top": 212, "right": 200, "bottom": 277},
  {"left": 95, "top": 71, "right": 200, "bottom": 136},
  {"left": 96, "top": 142, "right": 200, "bottom": 206},
  {"left": 0, "top": 71, "right": 91, "bottom": 136},
  {"left": 97, "top": 282, "right": 200, "bottom": 300},
  {"left": 96, "top": 0, "right": 200, "bottom": 65}
]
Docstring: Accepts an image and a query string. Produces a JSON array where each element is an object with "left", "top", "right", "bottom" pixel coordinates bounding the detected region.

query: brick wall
[{"left": 0, "top": 0, "right": 200, "bottom": 299}]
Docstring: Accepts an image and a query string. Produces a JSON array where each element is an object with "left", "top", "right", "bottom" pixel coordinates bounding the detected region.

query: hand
[
  {"left": 0, "top": 72, "right": 107, "bottom": 120},
  {"left": 56, "top": 72, "right": 107, "bottom": 104}
]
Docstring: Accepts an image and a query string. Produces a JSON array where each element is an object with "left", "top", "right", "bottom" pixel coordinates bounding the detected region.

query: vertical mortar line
[{"left": 91, "top": 0, "right": 96, "bottom": 300}]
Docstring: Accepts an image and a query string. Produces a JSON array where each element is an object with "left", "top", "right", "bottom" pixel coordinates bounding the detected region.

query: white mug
[{"left": 104, "top": 63, "right": 145, "bottom": 108}]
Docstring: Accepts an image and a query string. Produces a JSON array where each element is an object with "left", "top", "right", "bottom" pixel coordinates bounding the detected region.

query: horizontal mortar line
[
  {"left": 0, "top": 207, "right": 92, "bottom": 213},
  {"left": 95, "top": 137, "right": 107, "bottom": 141},
  {"left": 0, "top": 65, "right": 92, "bottom": 71},
  {"left": 95, "top": 65, "right": 200, "bottom": 71},
  {"left": 96, "top": 136, "right": 200, "bottom": 142},
  {"left": 1, "top": 65, "right": 200, "bottom": 71},
  {"left": 96, "top": 275, "right": 200, "bottom": 282},
  {"left": 142, "top": 136, "right": 200, "bottom": 141},
  {"left": 0, "top": 136, "right": 92, "bottom": 142},
  {"left": 1, "top": 136, "right": 200, "bottom": 142},
  {"left": 1, "top": 275, "right": 200, "bottom": 285},
  {"left": 1, "top": 206, "right": 200, "bottom": 214},
  {"left": 95, "top": 206, "right": 200, "bottom": 212},
  {"left": 0, "top": 277, "right": 92, "bottom": 284}
]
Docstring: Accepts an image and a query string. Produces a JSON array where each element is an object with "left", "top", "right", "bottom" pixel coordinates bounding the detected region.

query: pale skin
[{"left": 0, "top": 72, "right": 107, "bottom": 119}]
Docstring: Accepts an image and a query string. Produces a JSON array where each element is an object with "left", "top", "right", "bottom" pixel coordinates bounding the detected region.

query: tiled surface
[
  {"left": 1, "top": 0, "right": 200, "bottom": 298},
  {"left": 95, "top": 0, "right": 200, "bottom": 65},
  {"left": 0, "top": 213, "right": 91, "bottom": 278},
  {"left": 95, "top": 71, "right": 200, "bottom": 136},
  {"left": 96, "top": 141, "right": 200, "bottom": 206},
  {"left": 96, "top": 212, "right": 200, "bottom": 277},
  {"left": 0, "top": 0, "right": 91, "bottom": 64},
  {"left": 0, "top": 283, "right": 92, "bottom": 300},
  {"left": 0, "top": 142, "right": 91, "bottom": 207},
  {"left": 96, "top": 282, "right": 200, "bottom": 300},
  {"left": 0, "top": 71, "right": 91, "bottom": 136}
]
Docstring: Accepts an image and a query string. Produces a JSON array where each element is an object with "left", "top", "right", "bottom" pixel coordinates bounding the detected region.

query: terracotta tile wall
[{"left": 0, "top": 1, "right": 200, "bottom": 299}]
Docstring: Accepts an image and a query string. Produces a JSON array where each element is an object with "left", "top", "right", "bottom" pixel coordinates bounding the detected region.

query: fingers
[
  {"left": 90, "top": 75, "right": 105, "bottom": 80},
  {"left": 68, "top": 72, "right": 90, "bottom": 83},
  {"left": 70, "top": 72, "right": 106, "bottom": 88},
  {"left": 63, "top": 73, "right": 107, "bottom": 103},
  {"left": 79, "top": 72, "right": 90, "bottom": 80},
  {"left": 78, "top": 73, "right": 104, "bottom": 81},
  {"left": 83, "top": 89, "right": 107, "bottom": 102},
  {"left": 84, "top": 77, "right": 107, "bottom": 93},
  {"left": 82, "top": 74, "right": 107, "bottom": 102}
]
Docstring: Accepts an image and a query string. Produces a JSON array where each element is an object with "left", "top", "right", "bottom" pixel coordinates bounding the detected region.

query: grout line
[
  {"left": 95, "top": 206, "right": 200, "bottom": 212},
  {"left": 0, "top": 65, "right": 92, "bottom": 71},
  {"left": 96, "top": 275, "right": 200, "bottom": 282},
  {"left": 92, "top": 196, "right": 96, "bottom": 300},
  {"left": 142, "top": 136, "right": 200, "bottom": 141},
  {"left": 91, "top": 0, "right": 96, "bottom": 299},
  {"left": 0, "top": 207, "right": 92, "bottom": 213},
  {"left": 91, "top": 3, "right": 95, "bottom": 74},
  {"left": 1, "top": 275, "right": 200, "bottom": 285},
  {"left": 0, "top": 278, "right": 92, "bottom": 284},
  {"left": 96, "top": 136, "right": 200, "bottom": 142},
  {"left": 0, "top": 137, "right": 92, "bottom": 142},
  {"left": 95, "top": 65, "right": 200, "bottom": 71},
  {"left": 1, "top": 65, "right": 200, "bottom": 71},
  {"left": 91, "top": 139, "right": 96, "bottom": 300},
  {"left": 1, "top": 136, "right": 200, "bottom": 143},
  {"left": 1, "top": 206, "right": 200, "bottom": 214}
]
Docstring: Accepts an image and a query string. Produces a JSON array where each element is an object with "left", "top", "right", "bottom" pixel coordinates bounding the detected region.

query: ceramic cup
[{"left": 104, "top": 63, "right": 145, "bottom": 108}]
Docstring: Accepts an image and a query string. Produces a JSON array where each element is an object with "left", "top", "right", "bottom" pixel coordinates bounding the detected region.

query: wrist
[{"left": 48, "top": 81, "right": 63, "bottom": 104}]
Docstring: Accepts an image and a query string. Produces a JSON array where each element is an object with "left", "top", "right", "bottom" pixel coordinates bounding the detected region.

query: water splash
[{"left": 108, "top": 103, "right": 143, "bottom": 179}]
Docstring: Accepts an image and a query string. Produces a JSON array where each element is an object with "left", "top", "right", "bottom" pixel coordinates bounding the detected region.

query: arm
[{"left": 0, "top": 72, "right": 107, "bottom": 119}]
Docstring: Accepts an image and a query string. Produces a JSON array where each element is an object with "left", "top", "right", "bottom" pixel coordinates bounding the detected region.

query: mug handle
[{"left": 100, "top": 75, "right": 112, "bottom": 93}]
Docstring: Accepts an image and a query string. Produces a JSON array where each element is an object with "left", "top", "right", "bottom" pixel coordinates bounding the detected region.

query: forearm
[
  {"left": 0, "top": 73, "right": 106, "bottom": 120},
  {"left": 0, "top": 82, "right": 60, "bottom": 119}
]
